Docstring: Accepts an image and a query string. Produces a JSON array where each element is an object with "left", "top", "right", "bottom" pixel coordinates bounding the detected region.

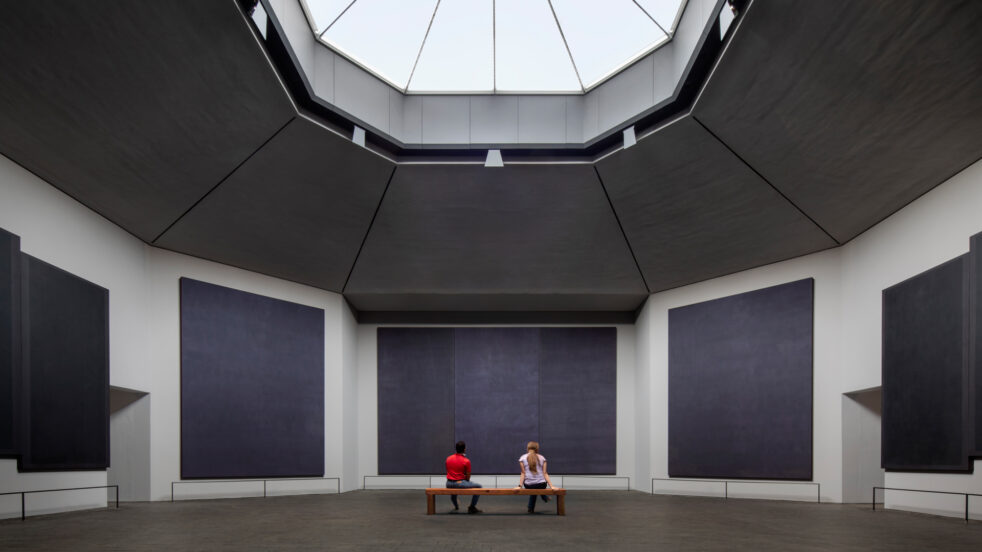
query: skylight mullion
[
  {"left": 408, "top": 0, "right": 494, "bottom": 93},
  {"left": 634, "top": 0, "right": 686, "bottom": 34},
  {"left": 300, "top": 0, "right": 357, "bottom": 36},
  {"left": 303, "top": 0, "right": 687, "bottom": 93},
  {"left": 322, "top": 0, "right": 440, "bottom": 89},
  {"left": 405, "top": 0, "right": 443, "bottom": 93},
  {"left": 494, "top": 0, "right": 581, "bottom": 93},
  {"left": 552, "top": 0, "right": 668, "bottom": 89},
  {"left": 546, "top": 0, "right": 586, "bottom": 93},
  {"left": 632, "top": 0, "right": 670, "bottom": 36}
]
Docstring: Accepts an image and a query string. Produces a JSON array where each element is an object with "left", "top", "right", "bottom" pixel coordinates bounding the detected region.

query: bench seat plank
[
  {"left": 425, "top": 488, "right": 565, "bottom": 515},
  {"left": 426, "top": 488, "right": 565, "bottom": 496}
]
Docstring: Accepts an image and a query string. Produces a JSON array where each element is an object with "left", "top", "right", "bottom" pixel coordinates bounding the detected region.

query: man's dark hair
[{"left": 455, "top": 441, "right": 466, "bottom": 454}]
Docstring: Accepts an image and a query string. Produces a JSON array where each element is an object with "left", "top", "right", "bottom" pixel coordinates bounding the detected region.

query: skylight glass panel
[
  {"left": 495, "top": 0, "right": 582, "bottom": 92},
  {"left": 634, "top": 0, "right": 686, "bottom": 33},
  {"left": 322, "top": 0, "right": 439, "bottom": 89},
  {"left": 303, "top": 0, "right": 354, "bottom": 34},
  {"left": 408, "top": 0, "right": 494, "bottom": 92},
  {"left": 553, "top": 0, "right": 668, "bottom": 89}
]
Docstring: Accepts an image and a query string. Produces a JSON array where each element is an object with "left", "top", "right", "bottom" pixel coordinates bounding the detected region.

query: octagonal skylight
[{"left": 301, "top": 0, "right": 687, "bottom": 94}]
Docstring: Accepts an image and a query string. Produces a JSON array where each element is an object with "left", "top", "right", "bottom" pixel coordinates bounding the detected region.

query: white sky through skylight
[{"left": 302, "top": 0, "right": 687, "bottom": 93}]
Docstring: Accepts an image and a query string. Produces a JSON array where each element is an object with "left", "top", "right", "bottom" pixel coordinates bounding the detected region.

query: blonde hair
[{"left": 526, "top": 441, "right": 540, "bottom": 474}]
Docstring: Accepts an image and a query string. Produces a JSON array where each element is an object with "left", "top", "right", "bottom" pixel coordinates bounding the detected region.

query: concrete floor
[{"left": 1, "top": 490, "right": 981, "bottom": 551}]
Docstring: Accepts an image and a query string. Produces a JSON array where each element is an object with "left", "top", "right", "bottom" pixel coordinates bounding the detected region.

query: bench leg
[
  {"left": 426, "top": 494, "right": 435, "bottom": 515},
  {"left": 556, "top": 495, "right": 565, "bottom": 516}
]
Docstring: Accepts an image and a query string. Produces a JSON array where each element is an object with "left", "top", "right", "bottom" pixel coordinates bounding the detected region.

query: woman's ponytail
[{"left": 526, "top": 441, "right": 540, "bottom": 474}]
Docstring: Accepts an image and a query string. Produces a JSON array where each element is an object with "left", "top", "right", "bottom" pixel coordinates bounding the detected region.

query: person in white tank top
[{"left": 517, "top": 441, "right": 557, "bottom": 513}]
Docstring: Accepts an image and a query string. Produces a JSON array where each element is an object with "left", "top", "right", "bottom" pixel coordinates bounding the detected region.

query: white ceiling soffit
[{"left": 301, "top": 0, "right": 687, "bottom": 94}]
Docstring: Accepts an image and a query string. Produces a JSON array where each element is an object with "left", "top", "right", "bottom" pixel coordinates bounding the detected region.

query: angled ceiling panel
[
  {"left": 0, "top": 1, "right": 296, "bottom": 241},
  {"left": 596, "top": 116, "right": 836, "bottom": 292},
  {"left": 345, "top": 164, "right": 648, "bottom": 311},
  {"left": 155, "top": 117, "right": 393, "bottom": 292},
  {"left": 694, "top": 0, "right": 982, "bottom": 243}
]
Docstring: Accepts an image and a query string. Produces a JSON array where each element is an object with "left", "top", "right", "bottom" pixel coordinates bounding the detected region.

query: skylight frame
[{"left": 298, "top": 0, "right": 690, "bottom": 95}]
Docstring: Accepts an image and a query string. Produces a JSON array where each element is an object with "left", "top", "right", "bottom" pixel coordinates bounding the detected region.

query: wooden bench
[{"left": 425, "top": 487, "right": 566, "bottom": 515}]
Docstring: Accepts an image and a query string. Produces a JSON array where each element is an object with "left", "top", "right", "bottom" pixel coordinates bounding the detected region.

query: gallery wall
[
  {"left": 3, "top": 149, "right": 982, "bottom": 515},
  {"left": 144, "top": 249, "right": 352, "bottom": 499},
  {"left": 377, "top": 327, "right": 617, "bottom": 475},
  {"left": 0, "top": 155, "right": 144, "bottom": 515},
  {"left": 356, "top": 323, "right": 638, "bottom": 483},
  {"left": 640, "top": 158, "right": 982, "bottom": 507},
  {"left": 0, "top": 154, "right": 357, "bottom": 504},
  {"left": 839, "top": 161, "right": 982, "bottom": 515}
]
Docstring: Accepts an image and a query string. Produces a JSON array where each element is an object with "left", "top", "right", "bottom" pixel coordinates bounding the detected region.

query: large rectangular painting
[
  {"left": 454, "top": 328, "right": 541, "bottom": 474},
  {"left": 972, "top": 233, "right": 982, "bottom": 456},
  {"left": 180, "top": 278, "right": 324, "bottom": 478},
  {"left": 539, "top": 328, "right": 616, "bottom": 474},
  {"left": 0, "top": 229, "right": 19, "bottom": 457},
  {"left": 377, "top": 328, "right": 454, "bottom": 474},
  {"left": 377, "top": 327, "right": 617, "bottom": 475},
  {"left": 20, "top": 255, "right": 109, "bottom": 471},
  {"left": 882, "top": 257, "right": 970, "bottom": 471},
  {"left": 669, "top": 278, "right": 814, "bottom": 480}
]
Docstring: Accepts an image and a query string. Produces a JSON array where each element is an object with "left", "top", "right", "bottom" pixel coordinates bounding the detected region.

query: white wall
[
  {"left": 340, "top": 300, "right": 359, "bottom": 492},
  {"left": 108, "top": 392, "right": 151, "bottom": 502},
  {"left": 841, "top": 389, "right": 883, "bottom": 503},
  {"left": 637, "top": 158, "right": 982, "bottom": 510},
  {"left": 634, "top": 301, "right": 653, "bottom": 491},
  {"left": 354, "top": 324, "right": 638, "bottom": 488}
]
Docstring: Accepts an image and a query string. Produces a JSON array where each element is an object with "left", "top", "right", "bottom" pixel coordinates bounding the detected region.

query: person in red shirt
[{"left": 445, "top": 441, "right": 482, "bottom": 513}]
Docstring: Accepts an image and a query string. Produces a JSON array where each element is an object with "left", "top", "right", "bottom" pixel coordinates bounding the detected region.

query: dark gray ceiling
[
  {"left": 693, "top": 0, "right": 982, "bottom": 243},
  {"left": 155, "top": 116, "right": 393, "bottom": 292},
  {"left": 597, "top": 116, "right": 836, "bottom": 292},
  {"left": 344, "top": 164, "right": 648, "bottom": 312},
  {"left": 1, "top": 0, "right": 979, "bottom": 314},
  {"left": 0, "top": 1, "right": 296, "bottom": 242}
]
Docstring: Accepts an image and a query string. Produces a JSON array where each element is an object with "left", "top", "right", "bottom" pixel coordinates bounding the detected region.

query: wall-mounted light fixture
[
  {"left": 352, "top": 126, "right": 366, "bottom": 147},
  {"left": 485, "top": 149, "right": 504, "bottom": 168},
  {"left": 622, "top": 126, "right": 637, "bottom": 150}
]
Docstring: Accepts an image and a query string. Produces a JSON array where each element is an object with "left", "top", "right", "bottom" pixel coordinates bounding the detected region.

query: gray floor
[{"left": 1, "top": 491, "right": 981, "bottom": 551}]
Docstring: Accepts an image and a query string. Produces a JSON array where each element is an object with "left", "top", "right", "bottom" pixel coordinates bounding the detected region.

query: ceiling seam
[
  {"left": 592, "top": 165, "right": 652, "bottom": 293},
  {"left": 846, "top": 150, "right": 982, "bottom": 246},
  {"left": 341, "top": 165, "right": 399, "bottom": 293},
  {"left": 405, "top": 0, "right": 442, "bottom": 93},
  {"left": 546, "top": 0, "right": 586, "bottom": 93},
  {"left": 150, "top": 115, "right": 296, "bottom": 244},
  {"left": 0, "top": 156, "right": 150, "bottom": 245},
  {"left": 691, "top": 115, "right": 841, "bottom": 245}
]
